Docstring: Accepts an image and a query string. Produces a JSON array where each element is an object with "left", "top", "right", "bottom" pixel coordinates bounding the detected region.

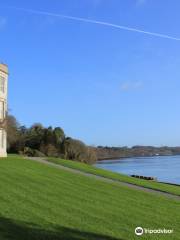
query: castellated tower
[{"left": 0, "top": 64, "right": 8, "bottom": 157}]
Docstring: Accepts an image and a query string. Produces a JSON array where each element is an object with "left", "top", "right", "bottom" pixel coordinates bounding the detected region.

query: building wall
[{"left": 0, "top": 64, "right": 8, "bottom": 157}]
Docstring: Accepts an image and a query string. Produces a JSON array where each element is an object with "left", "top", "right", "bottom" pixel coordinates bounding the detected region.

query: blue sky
[{"left": 1, "top": 0, "right": 180, "bottom": 147}]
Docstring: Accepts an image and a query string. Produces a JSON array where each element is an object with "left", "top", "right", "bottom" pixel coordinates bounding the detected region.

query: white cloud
[
  {"left": 136, "top": 0, "right": 147, "bottom": 6},
  {"left": 120, "top": 81, "right": 143, "bottom": 91},
  {"left": 0, "top": 17, "right": 7, "bottom": 29},
  {"left": 92, "top": 0, "right": 102, "bottom": 8},
  {"left": 85, "top": 0, "right": 102, "bottom": 9}
]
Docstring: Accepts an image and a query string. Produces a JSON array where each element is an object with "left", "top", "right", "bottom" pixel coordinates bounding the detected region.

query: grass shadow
[{"left": 0, "top": 216, "right": 123, "bottom": 240}]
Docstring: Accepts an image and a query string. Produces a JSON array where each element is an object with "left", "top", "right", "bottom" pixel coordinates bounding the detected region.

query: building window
[
  {"left": 0, "top": 130, "right": 4, "bottom": 148},
  {"left": 1, "top": 130, "right": 4, "bottom": 148},
  {"left": 0, "top": 101, "right": 5, "bottom": 120},
  {"left": 0, "top": 75, "right": 5, "bottom": 93}
]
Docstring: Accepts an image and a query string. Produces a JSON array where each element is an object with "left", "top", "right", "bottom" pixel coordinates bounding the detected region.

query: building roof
[{"left": 0, "top": 63, "right": 8, "bottom": 74}]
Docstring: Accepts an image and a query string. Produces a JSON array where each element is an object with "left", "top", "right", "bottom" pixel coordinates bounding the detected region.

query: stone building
[{"left": 0, "top": 63, "right": 8, "bottom": 157}]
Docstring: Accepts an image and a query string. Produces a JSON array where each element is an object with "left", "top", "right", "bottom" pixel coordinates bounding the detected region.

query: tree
[
  {"left": 53, "top": 127, "right": 65, "bottom": 146},
  {"left": 6, "top": 115, "right": 20, "bottom": 152},
  {"left": 25, "top": 123, "right": 45, "bottom": 150},
  {"left": 5, "top": 114, "right": 97, "bottom": 163},
  {"left": 63, "top": 138, "right": 97, "bottom": 164}
]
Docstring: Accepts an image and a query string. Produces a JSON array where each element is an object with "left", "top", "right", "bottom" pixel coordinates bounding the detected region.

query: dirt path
[{"left": 26, "top": 157, "right": 180, "bottom": 201}]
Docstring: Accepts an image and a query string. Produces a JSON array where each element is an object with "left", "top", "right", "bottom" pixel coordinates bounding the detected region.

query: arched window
[
  {"left": 0, "top": 75, "right": 5, "bottom": 93},
  {"left": 0, "top": 129, "right": 4, "bottom": 148},
  {"left": 0, "top": 101, "right": 5, "bottom": 120}
]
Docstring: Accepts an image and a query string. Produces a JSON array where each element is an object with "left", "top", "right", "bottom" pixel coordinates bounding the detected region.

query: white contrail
[{"left": 7, "top": 6, "right": 180, "bottom": 41}]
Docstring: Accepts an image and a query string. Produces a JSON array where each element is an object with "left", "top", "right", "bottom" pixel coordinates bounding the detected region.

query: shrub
[{"left": 23, "top": 147, "right": 46, "bottom": 157}]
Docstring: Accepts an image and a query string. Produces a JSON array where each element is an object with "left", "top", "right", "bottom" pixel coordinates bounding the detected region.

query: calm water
[{"left": 95, "top": 155, "right": 180, "bottom": 184}]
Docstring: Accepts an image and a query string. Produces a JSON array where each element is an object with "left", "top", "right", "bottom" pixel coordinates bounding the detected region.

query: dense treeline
[
  {"left": 6, "top": 115, "right": 97, "bottom": 164},
  {"left": 6, "top": 115, "right": 180, "bottom": 163}
]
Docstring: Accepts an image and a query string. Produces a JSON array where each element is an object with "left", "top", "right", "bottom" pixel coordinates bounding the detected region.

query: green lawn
[
  {"left": 47, "top": 157, "right": 180, "bottom": 196},
  {"left": 0, "top": 156, "right": 179, "bottom": 240}
]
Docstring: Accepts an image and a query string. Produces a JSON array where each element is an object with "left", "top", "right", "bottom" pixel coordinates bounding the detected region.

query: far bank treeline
[{"left": 6, "top": 115, "right": 180, "bottom": 163}]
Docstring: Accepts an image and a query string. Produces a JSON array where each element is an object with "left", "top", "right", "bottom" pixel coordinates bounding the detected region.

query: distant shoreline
[{"left": 97, "top": 154, "right": 180, "bottom": 161}]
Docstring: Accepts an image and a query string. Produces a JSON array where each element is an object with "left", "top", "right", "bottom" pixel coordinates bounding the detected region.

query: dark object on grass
[{"left": 131, "top": 175, "right": 157, "bottom": 181}]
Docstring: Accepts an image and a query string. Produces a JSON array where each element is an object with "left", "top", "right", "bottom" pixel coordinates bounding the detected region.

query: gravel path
[{"left": 26, "top": 157, "right": 180, "bottom": 201}]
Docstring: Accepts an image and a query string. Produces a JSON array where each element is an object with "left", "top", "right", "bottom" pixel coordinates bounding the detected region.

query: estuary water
[{"left": 95, "top": 155, "right": 180, "bottom": 184}]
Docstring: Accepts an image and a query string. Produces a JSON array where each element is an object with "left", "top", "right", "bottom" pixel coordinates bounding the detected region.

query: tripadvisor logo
[
  {"left": 135, "top": 227, "right": 144, "bottom": 236},
  {"left": 135, "top": 226, "right": 174, "bottom": 236}
]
